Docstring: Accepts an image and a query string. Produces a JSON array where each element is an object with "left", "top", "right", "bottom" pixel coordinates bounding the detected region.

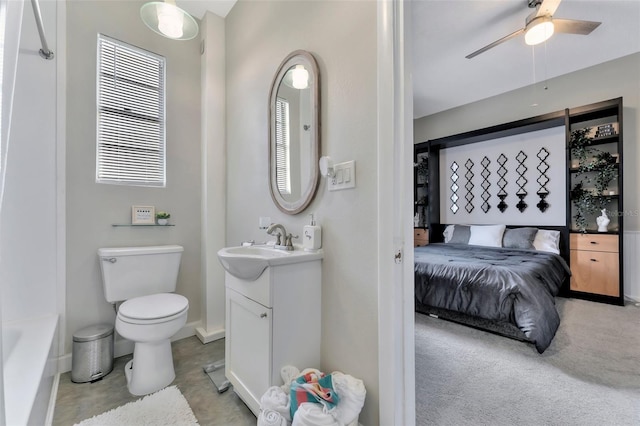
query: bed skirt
[{"left": 415, "top": 300, "right": 529, "bottom": 343}]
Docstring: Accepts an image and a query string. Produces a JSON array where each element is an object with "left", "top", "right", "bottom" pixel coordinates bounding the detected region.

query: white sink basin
[{"left": 217, "top": 245, "right": 323, "bottom": 281}]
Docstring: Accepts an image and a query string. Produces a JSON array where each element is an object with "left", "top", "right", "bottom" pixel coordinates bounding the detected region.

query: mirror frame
[{"left": 268, "top": 50, "right": 320, "bottom": 215}]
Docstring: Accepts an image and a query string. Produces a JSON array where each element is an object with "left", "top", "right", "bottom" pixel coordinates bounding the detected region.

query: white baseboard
[
  {"left": 56, "top": 320, "right": 202, "bottom": 374},
  {"left": 173, "top": 320, "right": 202, "bottom": 342},
  {"left": 623, "top": 231, "right": 640, "bottom": 302},
  {"left": 195, "top": 326, "right": 225, "bottom": 344}
]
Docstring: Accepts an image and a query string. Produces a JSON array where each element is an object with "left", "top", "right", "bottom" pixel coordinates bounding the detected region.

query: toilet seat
[{"left": 118, "top": 293, "right": 188, "bottom": 325}]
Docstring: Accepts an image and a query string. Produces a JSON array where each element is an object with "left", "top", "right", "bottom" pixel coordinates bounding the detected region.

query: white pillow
[
  {"left": 468, "top": 224, "right": 506, "bottom": 248},
  {"left": 443, "top": 225, "right": 455, "bottom": 243},
  {"left": 533, "top": 229, "right": 560, "bottom": 254}
]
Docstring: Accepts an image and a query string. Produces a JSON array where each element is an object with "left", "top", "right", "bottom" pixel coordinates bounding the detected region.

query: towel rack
[{"left": 31, "top": 0, "right": 54, "bottom": 60}]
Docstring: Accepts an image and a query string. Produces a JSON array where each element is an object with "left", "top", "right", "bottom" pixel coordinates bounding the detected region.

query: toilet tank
[{"left": 98, "top": 245, "right": 184, "bottom": 303}]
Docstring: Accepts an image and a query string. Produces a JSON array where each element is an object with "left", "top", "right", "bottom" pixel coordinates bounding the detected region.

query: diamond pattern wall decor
[
  {"left": 450, "top": 161, "right": 459, "bottom": 214},
  {"left": 480, "top": 156, "right": 491, "bottom": 213},
  {"left": 515, "top": 150, "right": 528, "bottom": 213},
  {"left": 464, "top": 159, "right": 475, "bottom": 213},
  {"left": 536, "top": 147, "right": 550, "bottom": 212},
  {"left": 497, "top": 153, "right": 508, "bottom": 213}
]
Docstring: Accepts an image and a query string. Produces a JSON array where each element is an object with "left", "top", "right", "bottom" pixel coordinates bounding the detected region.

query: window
[
  {"left": 96, "top": 35, "right": 166, "bottom": 187},
  {"left": 275, "top": 97, "right": 291, "bottom": 194}
]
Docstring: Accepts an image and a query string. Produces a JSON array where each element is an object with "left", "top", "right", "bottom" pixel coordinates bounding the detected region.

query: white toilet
[{"left": 98, "top": 245, "right": 188, "bottom": 396}]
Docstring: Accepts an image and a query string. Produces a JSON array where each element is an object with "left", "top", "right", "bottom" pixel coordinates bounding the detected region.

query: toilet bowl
[
  {"left": 116, "top": 293, "right": 188, "bottom": 396},
  {"left": 98, "top": 245, "right": 186, "bottom": 396}
]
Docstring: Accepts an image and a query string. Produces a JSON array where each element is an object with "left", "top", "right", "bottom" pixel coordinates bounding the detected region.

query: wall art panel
[{"left": 440, "top": 126, "right": 565, "bottom": 226}]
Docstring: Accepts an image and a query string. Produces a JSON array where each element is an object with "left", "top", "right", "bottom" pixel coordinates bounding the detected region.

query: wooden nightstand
[
  {"left": 414, "top": 228, "right": 429, "bottom": 247},
  {"left": 570, "top": 233, "right": 619, "bottom": 297}
]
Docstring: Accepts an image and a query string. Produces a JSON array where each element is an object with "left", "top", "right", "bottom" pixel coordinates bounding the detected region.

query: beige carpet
[
  {"left": 415, "top": 297, "right": 640, "bottom": 426},
  {"left": 74, "top": 385, "right": 199, "bottom": 426}
]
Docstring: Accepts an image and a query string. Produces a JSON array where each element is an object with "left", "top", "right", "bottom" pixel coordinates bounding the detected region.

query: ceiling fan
[{"left": 466, "top": 0, "right": 601, "bottom": 59}]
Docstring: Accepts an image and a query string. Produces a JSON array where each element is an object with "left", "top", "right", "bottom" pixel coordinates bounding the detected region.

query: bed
[{"left": 414, "top": 226, "right": 571, "bottom": 353}]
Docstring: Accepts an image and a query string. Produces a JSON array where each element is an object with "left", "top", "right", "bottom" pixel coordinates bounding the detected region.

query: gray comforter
[{"left": 414, "top": 243, "right": 571, "bottom": 353}]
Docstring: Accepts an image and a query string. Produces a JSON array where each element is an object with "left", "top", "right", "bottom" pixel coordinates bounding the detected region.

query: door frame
[{"left": 377, "top": 0, "right": 415, "bottom": 424}]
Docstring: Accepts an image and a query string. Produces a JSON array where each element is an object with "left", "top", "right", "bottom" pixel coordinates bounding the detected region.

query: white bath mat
[{"left": 74, "top": 385, "right": 199, "bottom": 426}]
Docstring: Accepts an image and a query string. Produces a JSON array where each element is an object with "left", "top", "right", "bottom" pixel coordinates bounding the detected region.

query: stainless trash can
[{"left": 71, "top": 324, "right": 114, "bottom": 383}]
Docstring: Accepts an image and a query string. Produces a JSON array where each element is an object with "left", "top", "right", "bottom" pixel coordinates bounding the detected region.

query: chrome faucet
[{"left": 266, "top": 223, "right": 296, "bottom": 250}]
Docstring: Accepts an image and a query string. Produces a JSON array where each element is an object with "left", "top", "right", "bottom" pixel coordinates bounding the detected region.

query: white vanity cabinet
[{"left": 224, "top": 257, "right": 322, "bottom": 416}]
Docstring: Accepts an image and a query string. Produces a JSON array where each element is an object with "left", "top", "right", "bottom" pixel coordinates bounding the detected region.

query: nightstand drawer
[
  {"left": 570, "top": 233, "right": 618, "bottom": 253},
  {"left": 414, "top": 228, "right": 429, "bottom": 247},
  {"left": 570, "top": 249, "right": 619, "bottom": 297}
]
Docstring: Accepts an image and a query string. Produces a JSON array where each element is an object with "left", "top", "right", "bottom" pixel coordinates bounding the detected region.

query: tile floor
[{"left": 53, "top": 336, "right": 257, "bottom": 425}]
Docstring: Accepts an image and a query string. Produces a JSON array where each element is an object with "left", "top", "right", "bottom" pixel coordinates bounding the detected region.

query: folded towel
[
  {"left": 290, "top": 372, "right": 339, "bottom": 419},
  {"left": 330, "top": 372, "right": 366, "bottom": 425},
  {"left": 260, "top": 386, "right": 292, "bottom": 422},
  {"left": 280, "top": 365, "right": 301, "bottom": 391},
  {"left": 258, "top": 409, "right": 288, "bottom": 426},
  {"left": 292, "top": 403, "right": 339, "bottom": 426}
]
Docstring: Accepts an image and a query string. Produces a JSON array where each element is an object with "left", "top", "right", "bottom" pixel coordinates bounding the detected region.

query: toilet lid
[{"left": 119, "top": 293, "right": 188, "bottom": 320}]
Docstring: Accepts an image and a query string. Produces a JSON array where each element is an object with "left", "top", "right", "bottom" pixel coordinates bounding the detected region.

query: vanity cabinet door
[{"left": 225, "top": 288, "right": 272, "bottom": 414}]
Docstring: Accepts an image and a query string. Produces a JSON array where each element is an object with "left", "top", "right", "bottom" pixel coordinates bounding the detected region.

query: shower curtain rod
[{"left": 31, "top": 0, "right": 54, "bottom": 60}]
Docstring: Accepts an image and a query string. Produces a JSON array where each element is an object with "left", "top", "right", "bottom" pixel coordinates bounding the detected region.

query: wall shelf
[
  {"left": 589, "top": 135, "right": 619, "bottom": 146},
  {"left": 569, "top": 230, "right": 619, "bottom": 235},
  {"left": 111, "top": 224, "right": 175, "bottom": 227}
]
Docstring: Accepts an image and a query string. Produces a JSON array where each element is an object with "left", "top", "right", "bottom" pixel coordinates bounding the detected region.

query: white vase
[
  {"left": 596, "top": 209, "right": 610, "bottom": 232},
  {"left": 157, "top": 218, "right": 168, "bottom": 225}
]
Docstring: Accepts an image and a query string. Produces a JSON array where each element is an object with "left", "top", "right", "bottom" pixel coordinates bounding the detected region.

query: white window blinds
[
  {"left": 275, "top": 98, "right": 291, "bottom": 194},
  {"left": 96, "top": 35, "right": 166, "bottom": 187}
]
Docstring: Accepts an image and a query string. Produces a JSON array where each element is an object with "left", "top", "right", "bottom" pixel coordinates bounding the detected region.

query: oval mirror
[{"left": 269, "top": 50, "right": 320, "bottom": 214}]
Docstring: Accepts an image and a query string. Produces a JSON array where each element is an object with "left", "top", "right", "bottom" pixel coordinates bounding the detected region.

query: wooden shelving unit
[{"left": 566, "top": 97, "right": 624, "bottom": 305}]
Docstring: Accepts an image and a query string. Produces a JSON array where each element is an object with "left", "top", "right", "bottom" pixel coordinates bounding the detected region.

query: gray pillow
[
  {"left": 502, "top": 227, "right": 538, "bottom": 249},
  {"left": 448, "top": 225, "right": 471, "bottom": 244}
]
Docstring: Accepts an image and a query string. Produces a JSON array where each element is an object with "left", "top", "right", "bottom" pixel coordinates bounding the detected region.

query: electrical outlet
[{"left": 328, "top": 161, "right": 356, "bottom": 191}]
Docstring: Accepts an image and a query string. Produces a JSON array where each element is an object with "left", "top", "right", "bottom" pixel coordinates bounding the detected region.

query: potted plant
[
  {"left": 156, "top": 211, "right": 170, "bottom": 225},
  {"left": 415, "top": 157, "right": 429, "bottom": 184},
  {"left": 569, "top": 127, "right": 593, "bottom": 162},
  {"left": 570, "top": 183, "right": 599, "bottom": 233},
  {"left": 592, "top": 152, "right": 618, "bottom": 195},
  {"left": 570, "top": 154, "right": 618, "bottom": 232},
  {"left": 570, "top": 133, "right": 618, "bottom": 232}
]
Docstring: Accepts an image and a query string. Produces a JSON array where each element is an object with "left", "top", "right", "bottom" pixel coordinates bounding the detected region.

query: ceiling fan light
[{"left": 525, "top": 16, "right": 555, "bottom": 45}]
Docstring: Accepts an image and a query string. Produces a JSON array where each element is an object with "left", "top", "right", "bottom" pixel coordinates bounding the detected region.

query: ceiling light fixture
[
  {"left": 524, "top": 15, "right": 554, "bottom": 46},
  {"left": 140, "top": 0, "right": 198, "bottom": 41}
]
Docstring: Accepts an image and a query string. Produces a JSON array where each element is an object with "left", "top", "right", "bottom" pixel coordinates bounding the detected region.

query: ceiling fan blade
[
  {"left": 553, "top": 18, "right": 602, "bottom": 35},
  {"left": 465, "top": 28, "right": 525, "bottom": 59},
  {"left": 535, "top": 0, "right": 562, "bottom": 18}
]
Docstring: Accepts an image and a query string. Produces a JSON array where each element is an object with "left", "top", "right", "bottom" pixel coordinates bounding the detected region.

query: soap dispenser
[{"left": 303, "top": 213, "right": 322, "bottom": 252}]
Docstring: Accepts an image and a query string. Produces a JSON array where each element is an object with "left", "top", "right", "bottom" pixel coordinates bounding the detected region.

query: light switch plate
[
  {"left": 328, "top": 161, "right": 356, "bottom": 191},
  {"left": 259, "top": 216, "right": 271, "bottom": 229}
]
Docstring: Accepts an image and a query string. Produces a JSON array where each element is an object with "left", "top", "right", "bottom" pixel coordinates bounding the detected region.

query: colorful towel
[{"left": 290, "top": 371, "right": 340, "bottom": 419}]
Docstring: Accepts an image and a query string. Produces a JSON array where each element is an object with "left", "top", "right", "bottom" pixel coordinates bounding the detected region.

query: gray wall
[
  {"left": 225, "top": 1, "right": 380, "bottom": 423},
  {"left": 65, "top": 0, "right": 202, "bottom": 353},
  {"left": 414, "top": 53, "right": 640, "bottom": 230}
]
